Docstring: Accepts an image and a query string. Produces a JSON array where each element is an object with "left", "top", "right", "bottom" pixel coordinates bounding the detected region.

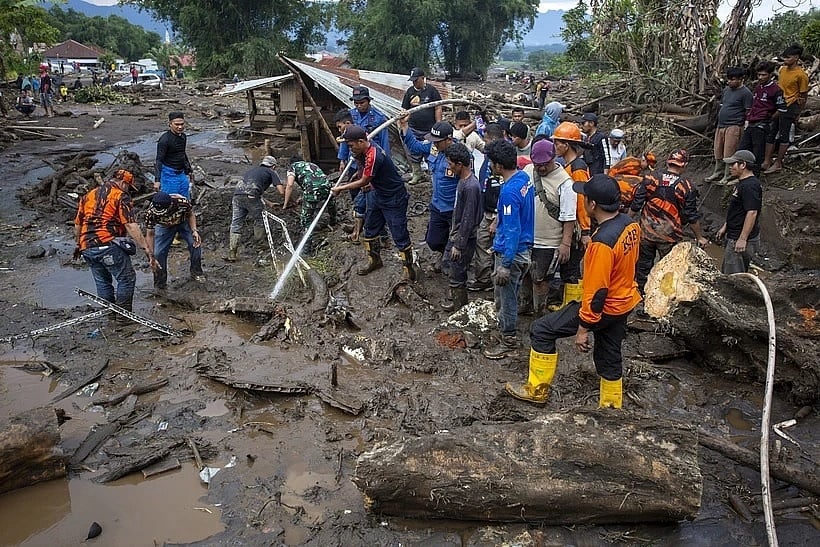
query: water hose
[
  {"left": 732, "top": 272, "right": 778, "bottom": 547},
  {"left": 269, "top": 97, "right": 480, "bottom": 299}
]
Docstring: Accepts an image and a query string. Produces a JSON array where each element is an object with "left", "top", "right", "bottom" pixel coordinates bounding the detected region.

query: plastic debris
[
  {"left": 199, "top": 466, "right": 220, "bottom": 484},
  {"left": 85, "top": 521, "right": 102, "bottom": 540},
  {"left": 157, "top": 421, "right": 169, "bottom": 431},
  {"left": 77, "top": 382, "right": 99, "bottom": 397}
]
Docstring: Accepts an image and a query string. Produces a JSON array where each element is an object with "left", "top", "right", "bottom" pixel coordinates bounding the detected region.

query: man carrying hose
[{"left": 331, "top": 125, "right": 416, "bottom": 282}]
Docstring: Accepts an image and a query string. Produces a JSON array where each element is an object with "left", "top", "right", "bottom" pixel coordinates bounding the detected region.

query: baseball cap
[
  {"left": 530, "top": 139, "right": 556, "bottom": 164},
  {"left": 261, "top": 156, "right": 277, "bottom": 167},
  {"left": 581, "top": 113, "right": 598, "bottom": 123},
  {"left": 424, "top": 121, "right": 453, "bottom": 142},
  {"left": 152, "top": 191, "right": 172, "bottom": 208},
  {"left": 667, "top": 148, "right": 690, "bottom": 167},
  {"left": 723, "top": 149, "right": 756, "bottom": 165},
  {"left": 609, "top": 128, "right": 624, "bottom": 139},
  {"left": 350, "top": 85, "right": 371, "bottom": 101},
  {"left": 408, "top": 67, "right": 425, "bottom": 81},
  {"left": 573, "top": 174, "right": 621, "bottom": 211},
  {"left": 509, "top": 122, "right": 529, "bottom": 140},
  {"left": 115, "top": 169, "right": 135, "bottom": 186},
  {"left": 342, "top": 125, "right": 367, "bottom": 141}
]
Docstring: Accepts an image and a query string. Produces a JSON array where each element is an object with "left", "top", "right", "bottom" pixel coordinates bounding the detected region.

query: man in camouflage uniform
[{"left": 283, "top": 156, "right": 337, "bottom": 251}]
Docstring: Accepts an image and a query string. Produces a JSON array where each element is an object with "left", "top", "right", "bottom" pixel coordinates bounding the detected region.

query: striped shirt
[{"left": 74, "top": 183, "right": 136, "bottom": 250}]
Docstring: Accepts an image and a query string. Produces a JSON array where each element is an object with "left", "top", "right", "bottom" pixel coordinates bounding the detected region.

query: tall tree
[
  {"left": 129, "top": 0, "right": 330, "bottom": 76},
  {"left": 336, "top": 0, "right": 538, "bottom": 76},
  {"left": 0, "top": 0, "right": 60, "bottom": 79}
]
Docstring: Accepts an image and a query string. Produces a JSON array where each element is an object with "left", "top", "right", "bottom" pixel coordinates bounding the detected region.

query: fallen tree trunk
[
  {"left": 0, "top": 407, "right": 67, "bottom": 495},
  {"left": 353, "top": 411, "right": 702, "bottom": 524},
  {"left": 644, "top": 243, "right": 820, "bottom": 404}
]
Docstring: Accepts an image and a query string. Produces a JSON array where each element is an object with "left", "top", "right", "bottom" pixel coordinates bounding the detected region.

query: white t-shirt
[{"left": 525, "top": 164, "right": 577, "bottom": 248}]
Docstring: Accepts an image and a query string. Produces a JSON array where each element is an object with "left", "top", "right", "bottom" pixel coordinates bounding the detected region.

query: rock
[{"left": 25, "top": 245, "right": 46, "bottom": 259}]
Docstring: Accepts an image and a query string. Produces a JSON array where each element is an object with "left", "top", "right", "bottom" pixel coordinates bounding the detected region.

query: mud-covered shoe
[
  {"left": 468, "top": 279, "right": 493, "bottom": 292},
  {"left": 483, "top": 336, "right": 519, "bottom": 360}
]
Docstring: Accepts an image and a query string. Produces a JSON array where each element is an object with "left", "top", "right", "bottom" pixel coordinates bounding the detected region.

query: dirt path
[{"left": 0, "top": 83, "right": 817, "bottom": 546}]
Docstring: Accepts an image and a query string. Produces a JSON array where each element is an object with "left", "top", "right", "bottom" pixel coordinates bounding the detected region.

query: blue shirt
[
  {"left": 351, "top": 106, "right": 390, "bottom": 155},
  {"left": 492, "top": 169, "right": 534, "bottom": 267},
  {"left": 402, "top": 130, "right": 461, "bottom": 213}
]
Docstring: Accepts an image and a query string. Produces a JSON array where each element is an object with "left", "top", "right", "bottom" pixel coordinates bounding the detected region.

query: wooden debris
[
  {"left": 91, "top": 377, "right": 168, "bottom": 406},
  {"left": 142, "top": 458, "right": 181, "bottom": 478},
  {"left": 50, "top": 359, "right": 109, "bottom": 404},
  {"left": 354, "top": 411, "right": 702, "bottom": 524}
]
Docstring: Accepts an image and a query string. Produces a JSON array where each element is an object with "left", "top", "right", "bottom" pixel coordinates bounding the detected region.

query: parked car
[{"left": 113, "top": 73, "right": 163, "bottom": 89}]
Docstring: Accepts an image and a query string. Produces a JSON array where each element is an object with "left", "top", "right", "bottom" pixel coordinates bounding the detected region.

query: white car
[{"left": 113, "top": 73, "right": 163, "bottom": 90}]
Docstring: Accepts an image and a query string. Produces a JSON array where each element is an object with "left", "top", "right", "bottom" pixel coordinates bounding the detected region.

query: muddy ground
[{"left": 0, "top": 79, "right": 818, "bottom": 546}]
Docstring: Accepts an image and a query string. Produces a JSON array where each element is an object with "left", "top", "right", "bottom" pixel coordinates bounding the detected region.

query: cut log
[
  {"left": 644, "top": 242, "right": 820, "bottom": 404},
  {"left": 0, "top": 407, "right": 67, "bottom": 495},
  {"left": 353, "top": 411, "right": 702, "bottom": 524}
]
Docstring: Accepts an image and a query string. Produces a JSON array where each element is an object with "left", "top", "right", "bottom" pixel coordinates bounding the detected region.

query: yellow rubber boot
[
  {"left": 563, "top": 281, "right": 583, "bottom": 306},
  {"left": 505, "top": 349, "right": 557, "bottom": 404},
  {"left": 599, "top": 377, "right": 623, "bottom": 409}
]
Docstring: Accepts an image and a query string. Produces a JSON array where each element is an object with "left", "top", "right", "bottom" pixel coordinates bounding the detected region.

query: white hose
[
  {"left": 269, "top": 98, "right": 479, "bottom": 300},
  {"left": 732, "top": 272, "right": 778, "bottom": 547}
]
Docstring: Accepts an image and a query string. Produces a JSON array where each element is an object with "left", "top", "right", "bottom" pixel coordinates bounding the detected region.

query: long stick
[{"left": 269, "top": 98, "right": 479, "bottom": 300}]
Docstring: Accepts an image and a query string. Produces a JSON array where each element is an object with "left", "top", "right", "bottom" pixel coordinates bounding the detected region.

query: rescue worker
[
  {"left": 74, "top": 170, "right": 158, "bottom": 312},
  {"left": 441, "top": 143, "right": 483, "bottom": 313},
  {"left": 506, "top": 174, "right": 641, "bottom": 408},
  {"left": 349, "top": 85, "right": 390, "bottom": 155},
  {"left": 225, "top": 156, "right": 280, "bottom": 262},
  {"left": 401, "top": 67, "right": 442, "bottom": 184},
  {"left": 551, "top": 121, "right": 590, "bottom": 309},
  {"left": 482, "top": 140, "right": 535, "bottom": 360},
  {"left": 284, "top": 156, "right": 337, "bottom": 252},
  {"left": 331, "top": 125, "right": 416, "bottom": 281},
  {"left": 630, "top": 149, "right": 708, "bottom": 293},
  {"left": 399, "top": 117, "right": 460, "bottom": 274},
  {"left": 144, "top": 191, "right": 204, "bottom": 289}
]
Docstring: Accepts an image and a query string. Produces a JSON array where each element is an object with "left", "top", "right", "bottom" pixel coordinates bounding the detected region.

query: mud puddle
[{"left": 0, "top": 462, "right": 223, "bottom": 546}]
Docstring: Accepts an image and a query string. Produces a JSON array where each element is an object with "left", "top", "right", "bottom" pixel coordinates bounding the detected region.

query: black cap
[
  {"left": 152, "top": 191, "right": 172, "bottom": 208},
  {"left": 350, "top": 85, "right": 371, "bottom": 101},
  {"left": 424, "top": 121, "right": 453, "bottom": 142},
  {"left": 408, "top": 67, "right": 425, "bottom": 81},
  {"left": 581, "top": 112, "right": 598, "bottom": 123},
  {"left": 342, "top": 125, "right": 367, "bottom": 141},
  {"left": 573, "top": 174, "right": 621, "bottom": 212}
]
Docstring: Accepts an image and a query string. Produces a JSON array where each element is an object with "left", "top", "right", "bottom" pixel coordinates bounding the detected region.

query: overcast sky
[{"left": 85, "top": 0, "right": 809, "bottom": 23}]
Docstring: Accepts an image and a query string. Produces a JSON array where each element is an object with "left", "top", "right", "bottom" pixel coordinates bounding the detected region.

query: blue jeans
[
  {"left": 159, "top": 165, "right": 191, "bottom": 198},
  {"left": 82, "top": 244, "right": 136, "bottom": 310},
  {"left": 494, "top": 251, "right": 531, "bottom": 337},
  {"left": 153, "top": 223, "right": 203, "bottom": 288}
]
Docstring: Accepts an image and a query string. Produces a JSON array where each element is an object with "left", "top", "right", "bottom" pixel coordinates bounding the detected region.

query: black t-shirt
[
  {"left": 235, "top": 165, "right": 281, "bottom": 197},
  {"left": 725, "top": 175, "right": 762, "bottom": 240},
  {"left": 401, "top": 84, "right": 442, "bottom": 133}
]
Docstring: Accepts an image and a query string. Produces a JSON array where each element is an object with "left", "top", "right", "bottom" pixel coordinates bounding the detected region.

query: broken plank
[
  {"left": 50, "top": 359, "right": 109, "bottom": 403},
  {"left": 91, "top": 378, "right": 169, "bottom": 406},
  {"left": 142, "top": 458, "right": 181, "bottom": 478}
]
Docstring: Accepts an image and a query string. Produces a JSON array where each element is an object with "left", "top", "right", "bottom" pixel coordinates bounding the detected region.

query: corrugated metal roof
[
  {"left": 283, "top": 57, "right": 451, "bottom": 119},
  {"left": 219, "top": 74, "right": 293, "bottom": 96}
]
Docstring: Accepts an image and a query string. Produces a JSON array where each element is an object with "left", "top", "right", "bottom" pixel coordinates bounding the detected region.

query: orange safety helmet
[
  {"left": 552, "top": 121, "right": 584, "bottom": 143},
  {"left": 643, "top": 151, "right": 657, "bottom": 169},
  {"left": 114, "top": 169, "right": 135, "bottom": 186}
]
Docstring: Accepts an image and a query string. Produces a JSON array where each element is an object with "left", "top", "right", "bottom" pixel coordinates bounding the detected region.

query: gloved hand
[
  {"left": 494, "top": 265, "right": 511, "bottom": 286},
  {"left": 449, "top": 246, "right": 461, "bottom": 261}
]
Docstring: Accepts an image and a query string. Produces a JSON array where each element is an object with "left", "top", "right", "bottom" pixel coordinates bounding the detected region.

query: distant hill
[{"left": 44, "top": 0, "right": 170, "bottom": 37}]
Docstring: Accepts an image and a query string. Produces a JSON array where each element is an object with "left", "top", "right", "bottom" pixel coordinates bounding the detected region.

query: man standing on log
[
  {"left": 506, "top": 174, "right": 641, "bottom": 408},
  {"left": 74, "top": 169, "right": 158, "bottom": 312},
  {"left": 144, "top": 191, "right": 204, "bottom": 289},
  {"left": 763, "top": 44, "right": 809, "bottom": 174},
  {"left": 155, "top": 112, "right": 194, "bottom": 198},
  {"left": 482, "top": 140, "right": 534, "bottom": 360},
  {"left": 716, "top": 150, "right": 762, "bottom": 274},
  {"left": 630, "top": 149, "right": 707, "bottom": 294},
  {"left": 737, "top": 61, "right": 785, "bottom": 177},
  {"left": 332, "top": 125, "right": 416, "bottom": 282},
  {"left": 704, "top": 67, "right": 752, "bottom": 184},
  {"left": 401, "top": 67, "right": 442, "bottom": 185}
]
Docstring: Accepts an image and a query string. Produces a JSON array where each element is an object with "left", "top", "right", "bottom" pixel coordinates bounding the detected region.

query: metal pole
[{"left": 269, "top": 98, "right": 479, "bottom": 300}]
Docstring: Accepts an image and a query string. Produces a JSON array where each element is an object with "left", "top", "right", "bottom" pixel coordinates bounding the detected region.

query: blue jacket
[
  {"left": 351, "top": 106, "right": 390, "bottom": 155},
  {"left": 492, "top": 169, "right": 534, "bottom": 267},
  {"left": 403, "top": 130, "right": 460, "bottom": 213}
]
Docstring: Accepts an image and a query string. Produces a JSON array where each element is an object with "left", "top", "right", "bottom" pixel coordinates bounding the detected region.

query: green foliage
[
  {"left": 46, "top": 7, "right": 162, "bottom": 61},
  {"left": 800, "top": 19, "right": 820, "bottom": 57},
  {"left": 336, "top": 0, "right": 538, "bottom": 76},
  {"left": 145, "top": 42, "right": 184, "bottom": 71},
  {"left": 741, "top": 8, "right": 820, "bottom": 58},
  {"left": 73, "top": 85, "right": 130, "bottom": 104},
  {"left": 131, "top": 0, "right": 330, "bottom": 77},
  {"left": 560, "top": 0, "right": 591, "bottom": 67},
  {"left": 0, "top": 1, "right": 61, "bottom": 79}
]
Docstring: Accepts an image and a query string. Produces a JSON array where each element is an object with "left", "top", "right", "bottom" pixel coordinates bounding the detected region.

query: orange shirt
[
  {"left": 777, "top": 65, "right": 808, "bottom": 106},
  {"left": 74, "top": 183, "right": 135, "bottom": 250},
  {"left": 564, "top": 156, "right": 591, "bottom": 233},
  {"left": 579, "top": 213, "right": 642, "bottom": 326}
]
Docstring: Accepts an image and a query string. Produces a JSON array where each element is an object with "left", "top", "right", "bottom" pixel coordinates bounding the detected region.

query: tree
[
  {"left": 129, "top": 0, "right": 330, "bottom": 76},
  {"left": 0, "top": 0, "right": 60, "bottom": 79},
  {"left": 336, "top": 0, "right": 538, "bottom": 76},
  {"left": 802, "top": 18, "right": 820, "bottom": 56},
  {"left": 742, "top": 8, "right": 819, "bottom": 58},
  {"left": 560, "top": 0, "right": 592, "bottom": 70}
]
